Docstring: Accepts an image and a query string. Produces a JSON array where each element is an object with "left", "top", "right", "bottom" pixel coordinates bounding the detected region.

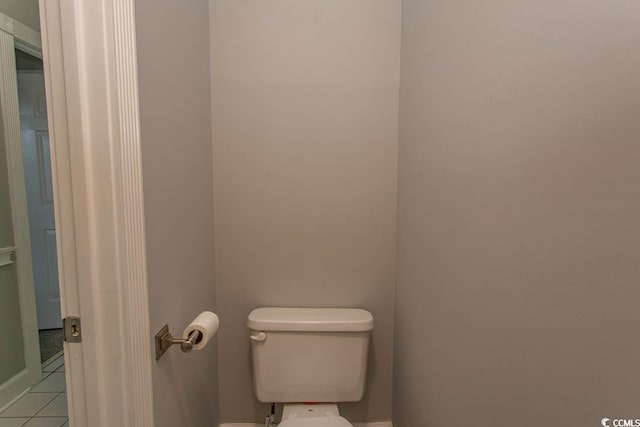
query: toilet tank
[{"left": 248, "top": 307, "right": 373, "bottom": 403}]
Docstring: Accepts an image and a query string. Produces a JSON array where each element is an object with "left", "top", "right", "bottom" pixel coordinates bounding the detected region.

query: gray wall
[
  {"left": 0, "top": 0, "right": 39, "bottom": 30},
  {"left": 0, "top": 119, "right": 25, "bottom": 384},
  {"left": 210, "top": 0, "right": 400, "bottom": 423},
  {"left": 394, "top": 1, "right": 640, "bottom": 426},
  {"left": 135, "top": 1, "right": 218, "bottom": 426}
]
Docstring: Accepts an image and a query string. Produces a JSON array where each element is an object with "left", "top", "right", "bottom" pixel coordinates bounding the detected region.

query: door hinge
[{"left": 63, "top": 316, "right": 82, "bottom": 343}]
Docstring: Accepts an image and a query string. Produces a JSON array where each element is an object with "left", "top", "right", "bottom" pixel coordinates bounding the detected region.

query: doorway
[
  {"left": 0, "top": 11, "right": 66, "bottom": 424},
  {"left": 2, "top": 1, "right": 154, "bottom": 424},
  {"left": 15, "top": 48, "right": 63, "bottom": 364}
]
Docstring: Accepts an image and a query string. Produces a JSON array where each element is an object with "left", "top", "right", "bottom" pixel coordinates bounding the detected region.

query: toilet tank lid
[{"left": 247, "top": 307, "right": 374, "bottom": 332}]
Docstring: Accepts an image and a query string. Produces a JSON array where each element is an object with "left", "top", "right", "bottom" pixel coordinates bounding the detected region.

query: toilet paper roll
[{"left": 182, "top": 311, "right": 219, "bottom": 351}]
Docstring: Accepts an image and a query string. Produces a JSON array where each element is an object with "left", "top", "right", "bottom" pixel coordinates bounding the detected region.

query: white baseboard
[{"left": 220, "top": 422, "right": 392, "bottom": 427}]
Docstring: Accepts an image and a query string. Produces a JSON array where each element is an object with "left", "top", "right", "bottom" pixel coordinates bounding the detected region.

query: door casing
[{"left": 39, "top": 0, "right": 154, "bottom": 425}]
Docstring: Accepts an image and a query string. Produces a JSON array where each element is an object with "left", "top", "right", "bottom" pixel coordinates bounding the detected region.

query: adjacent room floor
[
  {"left": 38, "top": 330, "right": 63, "bottom": 364},
  {"left": 0, "top": 355, "right": 68, "bottom": 427}
]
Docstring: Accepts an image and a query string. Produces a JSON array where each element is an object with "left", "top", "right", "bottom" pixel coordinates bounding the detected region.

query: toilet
[{"left": 248, "top": 307, "right": 374, "bottom": 427}]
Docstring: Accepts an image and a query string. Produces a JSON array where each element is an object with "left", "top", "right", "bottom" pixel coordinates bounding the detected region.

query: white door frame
[
  {"left": 0, "top": 11, "right": 43, "bottom": 411},
  {"left": 39, "top": 0, "right": 154, "bottom": 425}
]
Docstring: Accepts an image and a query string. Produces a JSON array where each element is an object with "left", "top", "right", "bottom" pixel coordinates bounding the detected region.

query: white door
[{"left": 18, "top": 70, "right": 61, "bottom": 330}]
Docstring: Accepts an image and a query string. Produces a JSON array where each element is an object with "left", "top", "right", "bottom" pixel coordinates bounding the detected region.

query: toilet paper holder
[{"left": 155, "top": 324, "right": 202, "bottom": 360}]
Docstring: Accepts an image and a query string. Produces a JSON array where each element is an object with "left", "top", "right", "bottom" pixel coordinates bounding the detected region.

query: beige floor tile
[
  {"left": 31, "top": 375, "right": 66, "bottom": 394},
  {"left": 0, "top": 394, "right": 57, "bottom": 418},
  {"left": 0, "top": 418, "right": 29, "bottom": 427},
  {"left": 23, "top": 418, "right": 67, "bottom": 427},
  {"left": 42, "top": 358, "right": 63, "bottom": 373},
  {"left": 34, "top": 395, "right": 66, "bottom": 418}
]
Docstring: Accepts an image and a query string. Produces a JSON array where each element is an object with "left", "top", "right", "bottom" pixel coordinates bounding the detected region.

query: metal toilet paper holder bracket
[{"left": 155, "top": 324, "right": 202, "bottom": 360}]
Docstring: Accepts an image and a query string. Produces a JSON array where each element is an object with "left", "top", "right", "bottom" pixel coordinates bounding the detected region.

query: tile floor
[{"left": 0, "top": 355, "right": 67, "bottom": 427}]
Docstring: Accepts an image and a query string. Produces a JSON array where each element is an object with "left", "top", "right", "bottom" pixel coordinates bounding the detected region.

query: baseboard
[{"left": 220, "top": 422, "right": 392, "bottom": 427}]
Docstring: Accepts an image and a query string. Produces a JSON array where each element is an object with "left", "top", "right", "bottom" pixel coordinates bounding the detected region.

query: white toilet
[{"left": 248, "top": 307, "right": 374, "bottom": 427}]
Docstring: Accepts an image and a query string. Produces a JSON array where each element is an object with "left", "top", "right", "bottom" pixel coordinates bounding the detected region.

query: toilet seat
[{"left": 278, "top": 416, "right": 353, "bottom": 427}]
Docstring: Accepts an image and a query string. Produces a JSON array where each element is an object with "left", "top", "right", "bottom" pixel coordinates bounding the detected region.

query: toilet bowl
[{"left": 248, "top": 307, "right": 374, "bottom": 426}]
